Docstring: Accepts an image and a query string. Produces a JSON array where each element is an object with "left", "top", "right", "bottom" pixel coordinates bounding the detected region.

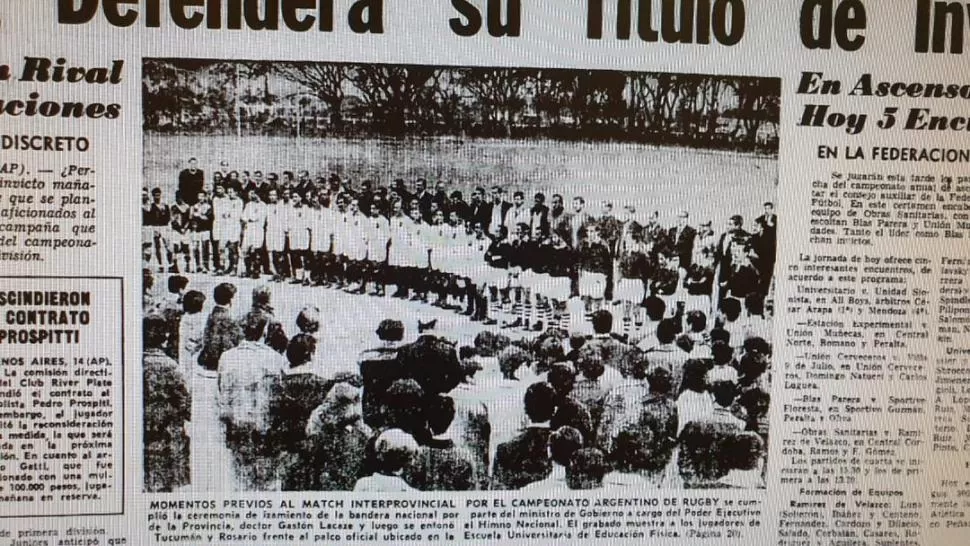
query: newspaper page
[{"left": 0, "top": 0, "right": 967, "bottom": 544}]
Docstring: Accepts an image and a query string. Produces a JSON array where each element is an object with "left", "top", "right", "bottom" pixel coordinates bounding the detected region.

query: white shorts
[
  {"left": 191, "top": 230, "right": 211, "bottom": 243},
  {"left": 242, "top": 227, "right": 264, "bottom": 250},
  {"left": 517, "top": 270, "right": 540, "bottom": 291},
  {"left": 614, "top": 278, "right": 645, "bottom": 303},
  {"left": 288, "top": 231, "right": 310, "bottom": 251},
  {"left": 152, "top": 226, "right": 172, "bottom": 244},
  {"left": 171, "top": 231, "right": 192, "bottom": 247},
  {"left": 477, "top": 265, "right": 508, "bottom": 288},
  {"left": 533, "top": 274, "right": 570, "bottom": 301},
  {"left": 213, "top": 223, "right": 240, "bottom": 243},
  {"left": 213, "top": 231, "right": 240, "bottom": 244},
  {"left": 507, "top": 266, "right": 523, "bottom": 289},
  {"left": 265, "top": 232, "right": 286, "bottom": 252},
  {"left": 578, "top": 271, "right": 607, "bottom": 299}
]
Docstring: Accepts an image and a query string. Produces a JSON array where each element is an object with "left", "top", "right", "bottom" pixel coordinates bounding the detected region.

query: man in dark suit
[
  {"left": 197, "top": 282, "right": 242, "bottom": 372},
  {"left": 482, "top": 186, "right": 513, "bottom": 241},
  {"left": 549, "top": 194, "right": 566, "bottom": 233},
  {"left": 468, "top": 187, "right": 487, "bottom": 227},
  {"left": 595, "top": 202, "right": 622, "bottom": 301},
  {"left": 397, "top": 334, "right": 463, "bottom": 397},
  {"left": 414, "top": 179, "right": 435, "bottom": 223},
  {"left": 754, "top": 202, "right": 777, "bottom": 293},
  {"left": 529, "top": 193, "right": 550, "bottom": 239},
  {"left": 448, "top": 190, "right": 471, "bottom": 224},
  {"left": 559, "top": 196, "right": 593, "bottom": 298},
  {"left": 392, "top": 179, "right": 413, "bottom": 207},
  {"left": 669, "top": 210, "right": 698, "bottom": 270},
  {"left": 357, "top": 180, "right": 375, "bottom": 216},
  {"left": 715, "top": 215, "right": 751, "bottom": 302},
  {"left": 432, "top": 181, "right": 449, "bottom": 210},
  {"left": 178, "top": 157, "right": 205, "bottom": 206},
  {"left": 596, "top": 202, "right": 622, "bottom": 250},
  {"left": 358, "top": 319, "right": 406, "bottom": 429},
  {"left": 492, "top": 382, "right": 557, "bottom": 490}
]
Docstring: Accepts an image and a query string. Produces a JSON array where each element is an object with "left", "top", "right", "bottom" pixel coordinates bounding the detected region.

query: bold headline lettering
[{"left": 48, "top": 0, "right": 970, "bottom": 54}]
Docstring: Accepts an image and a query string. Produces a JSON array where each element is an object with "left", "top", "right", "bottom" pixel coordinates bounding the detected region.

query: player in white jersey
[
  {"left": 188, "top": 191, "right": 214, "bottom": 273},
  {"left": 211, "top": 185, "right": 243, "bottom": 275},
  {"left": 362, "top": 207, "right": 390, "bottom": 296},
  {"left": 406, "top": 205, "right": 431, "bottom": 302},
  {"left": 443, "top": 215, "right": 471, "bottom": 311},
  {"left": 460, "top": 222, "right": 494, "bottom": 322},
  {"left": 286, "top": 192, "right": 312, "bottom": 285},
  {"left": 239, "top": 189, "right": 267, "bottom": 278},
  {"left": 309, "top": 191, "right": 335, "bottom": 286},
  {"left": 263, "top": 189, "right": 288, "bottom": 280},
  {"left": 427, "top": 210, "right": 457, "bottom": 309},
  {"left": 329, "top": 197, "right": 352, "bottom": 288},
  {"left": 386, "top": 199, "right": 413, "bottom": 299},
  {"left": 445, "top": 217, "right": 475, "bottom": 314},
  {"left": 342, "top": 199, "right": 369, "bottom": 293}
]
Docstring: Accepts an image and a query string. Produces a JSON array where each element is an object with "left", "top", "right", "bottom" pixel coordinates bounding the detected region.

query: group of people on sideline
[
  {"left": 143, "top": 159, "right": 777, "bottom": 341},
  {"left": 143, "top": 270, "right": 771, "bottom": 493}
]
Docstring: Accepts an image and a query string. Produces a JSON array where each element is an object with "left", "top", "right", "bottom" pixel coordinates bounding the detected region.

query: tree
[
  {"left": 572, "top": 70, "right": 627, "bottom": 130},
  {"left": 143, "top": 60, "right": 184, "bottom": 131},
  {"left": 728, "top": 77, "right": 781, "bottom": 149},
  {"left": 424, "top": 68, "right": 468, "bottom": 133},
  {"left": 459, "top": 68, "right": 536, "bottom": 137},
  {"left": 347, "top": 65, "right": 437, "bottom": 135},
  {"left": 533, "top": 69, "right": 579, "bottom": 128},
  {"left": 274, "top": 62, "right": 351, "bottom": 128},
  {"left": 143, "top": 59, "right": 236, "bottom": 133}
]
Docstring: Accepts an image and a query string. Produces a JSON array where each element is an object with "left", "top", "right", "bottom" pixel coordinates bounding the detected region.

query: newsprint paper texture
[{"left": 1, "top": 1, "right": 970, "bottom": 544}]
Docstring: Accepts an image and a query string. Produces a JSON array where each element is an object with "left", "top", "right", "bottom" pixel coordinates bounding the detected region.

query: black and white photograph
[{"left": 140, "top": 58, "right": 779, "bottom": 493}]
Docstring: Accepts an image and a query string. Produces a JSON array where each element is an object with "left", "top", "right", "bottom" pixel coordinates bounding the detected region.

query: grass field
[{"left": 144, "top": 134, "right": 776, "bottom": 226}]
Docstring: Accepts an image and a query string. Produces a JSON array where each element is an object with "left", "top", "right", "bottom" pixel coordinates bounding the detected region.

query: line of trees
[{"left": 143, "top": 59, "right": 779, "bottom": 154}]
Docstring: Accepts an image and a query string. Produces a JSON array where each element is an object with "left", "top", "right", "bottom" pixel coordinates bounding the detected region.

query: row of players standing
[{"left": 143, "top": 159, "right": 778, "bottom": 338}]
